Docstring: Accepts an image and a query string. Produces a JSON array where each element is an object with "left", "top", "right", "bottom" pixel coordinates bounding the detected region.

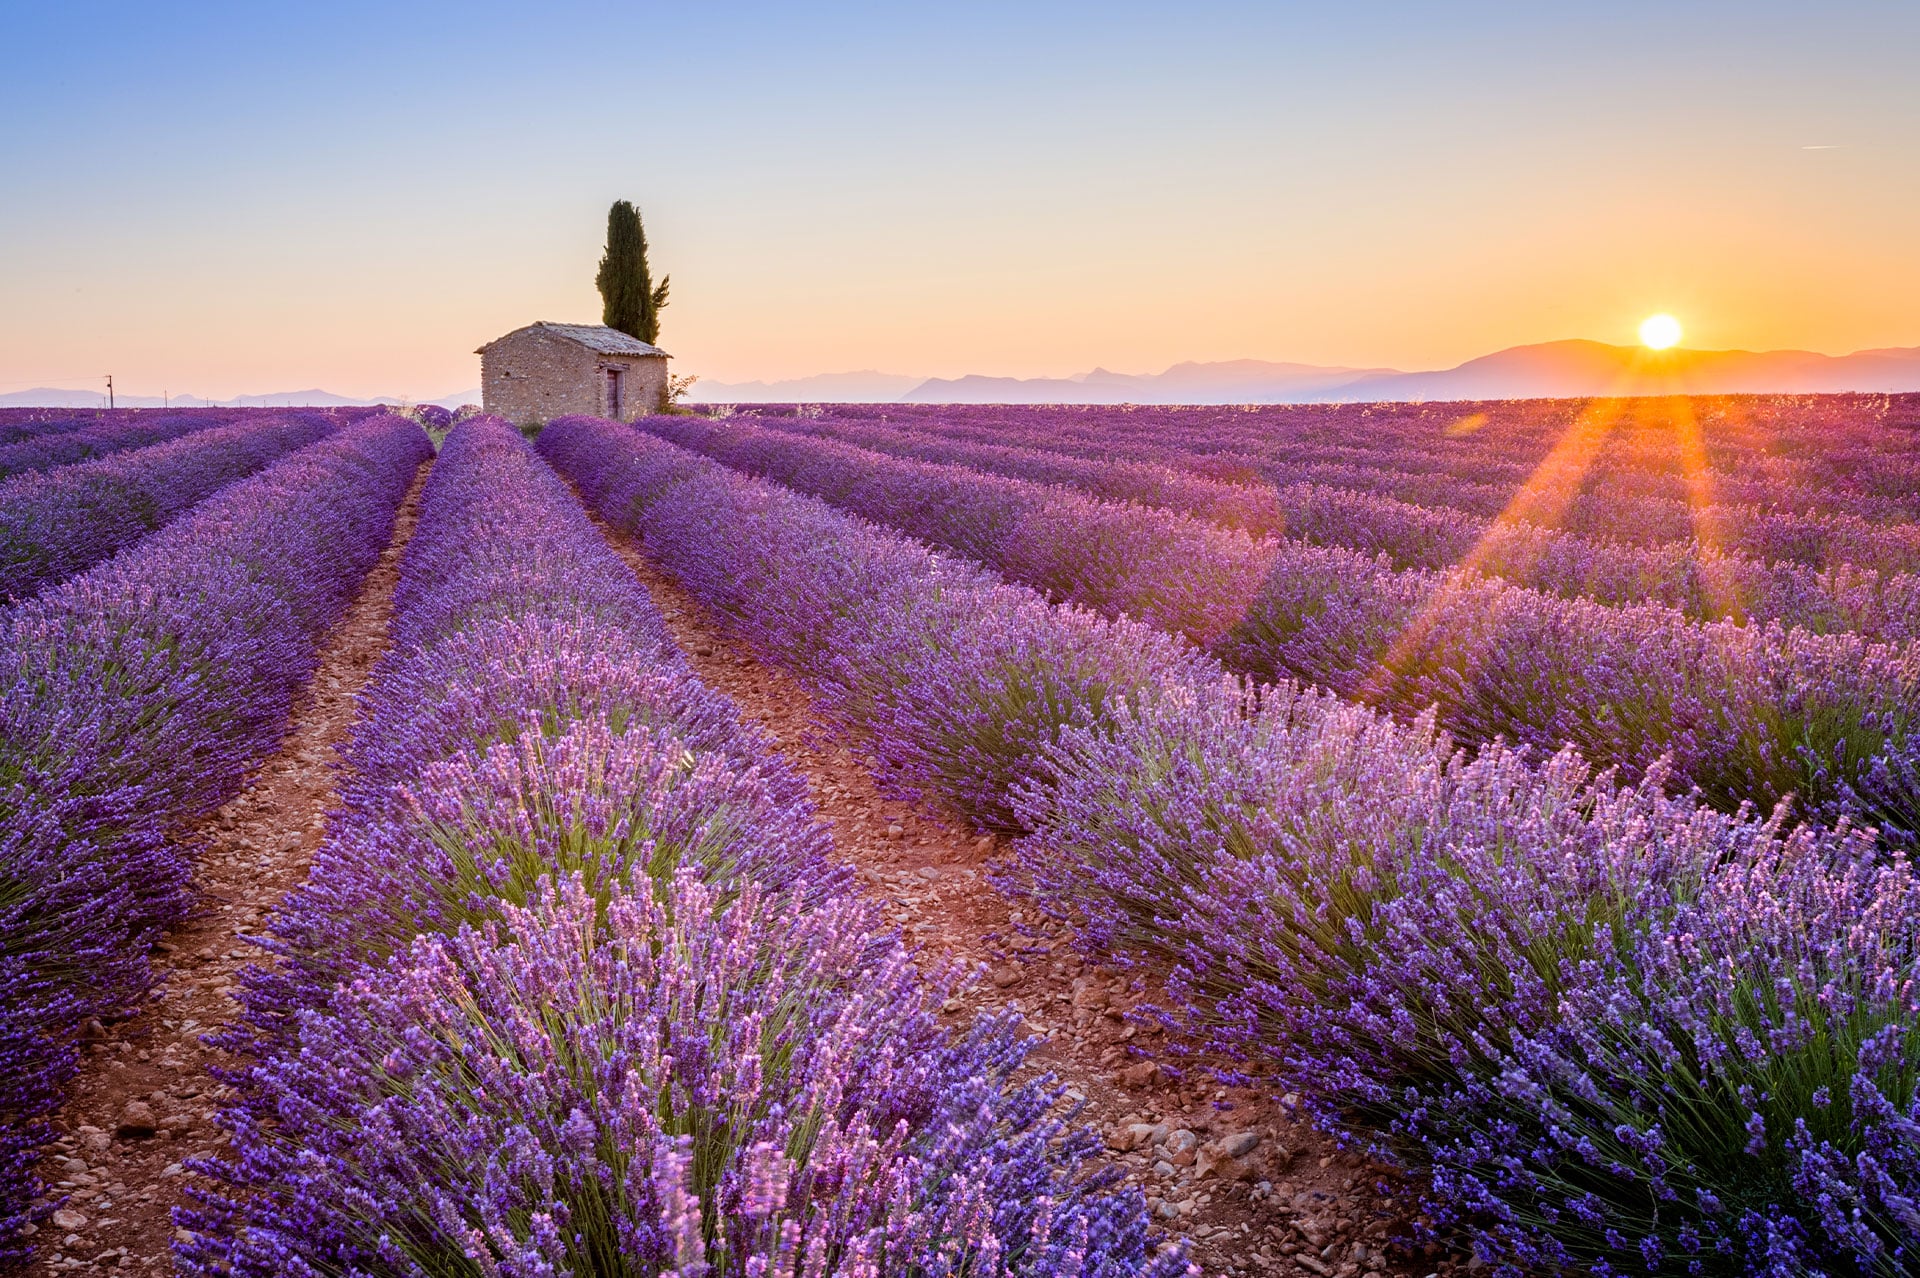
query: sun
[{"left": 1639, "top": 313, "right": 1683, "bottom": 350}]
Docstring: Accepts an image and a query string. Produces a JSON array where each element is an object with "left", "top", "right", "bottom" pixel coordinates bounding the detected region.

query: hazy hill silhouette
[
  {"left": 11, "top": 341, "right": 1918, "bottom": 411},
  {"left": 717, "top": 342, "right": 1920, "bottom": 404},
  {"left": 1333, "top": 339, "right": 1920, "bottom": 401}
]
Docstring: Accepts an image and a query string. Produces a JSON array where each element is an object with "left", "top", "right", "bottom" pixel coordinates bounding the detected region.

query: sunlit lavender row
[
  {"left": 180, "top": 416, "right": 1183, "bottom": 1277},
  {"left": 761, "top": 397, "right": 1920, "bottom": 531},
  {"left": 543, "top": 412, "right": 1919, "bottom": 1277},
  {"left": 630, "top": 412, "right": 1920, "bottom": 841},
  {"left": 740, "top": 411, "right": 1920, "bottom": 640},
  {"left": 761, "top": 400, "right": 1920, "bottom": 568},
  {"left": 0, "top": 415, "right": 429, "bottom": 1262}
]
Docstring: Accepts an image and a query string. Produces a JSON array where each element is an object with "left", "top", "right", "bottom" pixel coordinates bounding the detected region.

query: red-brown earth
[
  {"left": 24, "top": 469, "right": 427, "bottom": 1276},
  {"left": 25, "top": 462, "right": 1471, "bottom": 1278},
  {"left": 599, "top": 520, "right": 1468, "bottom": 1278}
]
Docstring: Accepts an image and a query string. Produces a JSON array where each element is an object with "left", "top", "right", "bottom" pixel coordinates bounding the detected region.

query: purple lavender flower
[
  {"left": 0, "top": 413, "right": 429, "bottom": 1263},
  {"left": 0, "top": 407, "right": 237, "bottom": 480},
  {"left": 541, "top": 410, "right": 1919, "bottom": 1275},
  {"left": 619, "top": 410, "right": 1920, "bottom": 837},
  {"left": 185, "top": 874, "right": 1182, "bottom": 1277},
  {"left": 0, "top": 412, "right": 335, "bottom": 601},
  {"left": 189, "top": 417, "right": 1178, "bottom": 1276}
]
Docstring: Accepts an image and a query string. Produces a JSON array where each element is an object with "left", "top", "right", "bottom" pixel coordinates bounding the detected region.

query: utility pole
[{"left": 105, "top": 374, "right": 114, "bottom": 409}]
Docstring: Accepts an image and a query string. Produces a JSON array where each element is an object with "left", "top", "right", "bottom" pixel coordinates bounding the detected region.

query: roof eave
[{"left": 474, "top": 323, "right": 671, "bottom": 359}]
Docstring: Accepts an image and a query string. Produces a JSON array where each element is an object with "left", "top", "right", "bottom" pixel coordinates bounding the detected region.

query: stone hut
[{"left": 475, "top": 322, "right": 669, "bottom": 425}]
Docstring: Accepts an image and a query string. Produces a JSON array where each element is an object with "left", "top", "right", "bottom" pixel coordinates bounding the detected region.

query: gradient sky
[{"left": 2, "top": 1, "right": 1917, "bottom": 399}]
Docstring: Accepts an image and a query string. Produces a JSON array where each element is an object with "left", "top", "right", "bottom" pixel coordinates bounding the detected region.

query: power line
[{"left": 0, "top": 373, "right": 113, "bottom": 388}]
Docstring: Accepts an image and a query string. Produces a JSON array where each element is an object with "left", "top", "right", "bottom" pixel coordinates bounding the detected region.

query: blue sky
[{"left": 2, "top": 1, "right": 1916, "bottom": 397}]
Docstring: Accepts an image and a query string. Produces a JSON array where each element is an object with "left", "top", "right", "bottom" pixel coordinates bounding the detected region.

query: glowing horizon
[
  {"left": 10, "top": 324, "right": 1910, "bottom": 406},
  {"left": 2, "top": 3, "right": 1917, "bottom": 401}
]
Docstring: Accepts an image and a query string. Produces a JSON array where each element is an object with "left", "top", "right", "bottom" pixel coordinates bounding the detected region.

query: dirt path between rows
[
  {"left": 24, "top": 466, "right": 427, "bottom": 1276},
  {"left": 599, "top": 525, "right": 1467, "bottom": 1278}
]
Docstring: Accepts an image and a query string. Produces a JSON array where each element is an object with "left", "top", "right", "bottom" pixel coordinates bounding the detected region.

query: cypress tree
[{"left": 595, "top": 200, "right": 670, "bottom": 344}]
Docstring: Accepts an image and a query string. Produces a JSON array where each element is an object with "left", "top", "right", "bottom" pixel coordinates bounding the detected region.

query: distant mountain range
[
  {"left": 9, "top": 339, "right": 1920, "bottom": 411},
  {"left": 893, "top": 359, "right": 1399, "bottom": 405},
  {"left": 700, "top": 341, "right": 1920, "bottom": 404},
  {"left": 1333, "top": 341, "right": 1920, "bottom": 402},
  {"left": 689, "top": 371, "right": 927, "bottom": 403},
  {"left": 0, "top": 387, "right": 482, "bottom": 410}
]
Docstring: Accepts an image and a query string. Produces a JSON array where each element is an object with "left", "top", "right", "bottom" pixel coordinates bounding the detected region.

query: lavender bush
[
  {"left": 412, "top": 402, "right": 455, "bottom": 431},
  {"left": 0, "top": 413, "right": 428, "bottom": 1263},
  {"left": 541, "top": 415, "right": 1214, "bottom": 829},
  {"left": 0, "top": 412, "right": 334, "bottom": 601},
  {"left": 543, "top": 415, "right": 1919, "bottom": 1276},
  {"left": 251, "top": 709, "right": 845, "bottom": 1048},
  {"left": 0, "top": 408, "right": 231, "bottom": 479},
  {"left": 227, "top": 415, "right": 829, "bottom": 1048},
  {"left": 635, "top": 412, "right": 1920, "bottom": 838},
  {"left": 753, "top": 412, "right": 1920, "bottom": 642},
  {"left": 189, "top": 416, "right": 1179, "bottom": 1276},
  {"left": 188, "top": 874, "right": 1175, "bottom": 1277},
  {"left": 1020, "top": 682, "right": 1920, "bottom": 1272}
]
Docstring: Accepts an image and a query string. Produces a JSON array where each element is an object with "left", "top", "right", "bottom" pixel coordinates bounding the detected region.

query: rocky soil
[
  {"left": 603, "top": 529, "right": 1471, "bottom": 1278},
  {"left": 22, "top": 464, "right": 1474, "bottom": 1276},
  {"left": 23, "top": 470, "right": 426, "bottom": 1275}
]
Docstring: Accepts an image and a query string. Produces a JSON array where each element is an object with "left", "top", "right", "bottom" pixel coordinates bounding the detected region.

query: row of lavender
[
  {"left": 0, "top": 409, "right": 333, "bottom": 481},
  {"left": 542, "top": 413, "right": 1920, "bottom": 1277},
  {"left": 181, "top": 416, "right": 1178, "bottom": 1277},
  {"left": 0, "top": 410, "right": 219, "bottom": 475},
  {"left": 0, "top": 415, "right": 429, "bottom": 1262},
  {"left": 0, "top": 411, "right": 105, "bottom": 447},
  {"left": 0, "top": 413, "right": 338, "bottom": 602},
  {"left": 0, "top": 410, "right": 242, "bottom": 448},
  {"left": 635, "top": 413, "right": 1920, "bottom": 840},
  {"left": 735, "top": 399, "right": 1901, "bottom": 506},
  {"left": 790, "top": 396, "right": 1920, "bottom": 529},
  {"left": 748, "top": 411, "right": 1920, "bottom": 636},
  {"left": 783, "top": 401, "right": 1920, "bottom": 569},
  {"left": 932, "top": 396, "right": 1920, "bottom": 509}
]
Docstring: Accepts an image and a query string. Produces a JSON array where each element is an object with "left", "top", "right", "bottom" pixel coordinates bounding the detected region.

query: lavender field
[{"left": 3, "top": 398, "right": 1917, "bottom": 1276}]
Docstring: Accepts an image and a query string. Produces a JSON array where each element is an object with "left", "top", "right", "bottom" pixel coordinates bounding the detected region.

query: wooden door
[{"left": 606, "top": 367, "right": 625, "bottom": 419}]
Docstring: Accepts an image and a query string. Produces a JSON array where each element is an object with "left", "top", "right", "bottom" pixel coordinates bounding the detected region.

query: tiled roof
[{"left": 478, "top": 322, "right": 668, "bottom": 357}]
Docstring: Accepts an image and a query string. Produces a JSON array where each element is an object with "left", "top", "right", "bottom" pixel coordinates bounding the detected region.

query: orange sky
[{"left": 2, "top": 4, "right": 1916, "bottom": 399}]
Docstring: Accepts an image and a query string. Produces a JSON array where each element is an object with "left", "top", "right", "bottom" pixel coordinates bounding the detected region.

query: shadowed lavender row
[
  {"left": 0, "top": 413, "right": 429, "bottom": 1264},
  {"left": 540, "top": 413, "right": 1920, "bottom": 1276},
  {"left": 183, "top": 416, "right": 1182, "bottom": 1278},
  {"left": 0, "top": 410, "right": 222, "bottom": 478},
  {"left": 630, "top": 413, "right": 1920, "bottom": 839},
  {"left": 753, "top": 411, "right": 1920, "bottom": 640},
  {"left": 0, "top": 411, "right": 104, "bottom": 447},
  {"left": 0, "top": 409, "right": 317, "bottom": 481},
  {"left": 0, "top": 414, "right": 337, "bottom": 602}
]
